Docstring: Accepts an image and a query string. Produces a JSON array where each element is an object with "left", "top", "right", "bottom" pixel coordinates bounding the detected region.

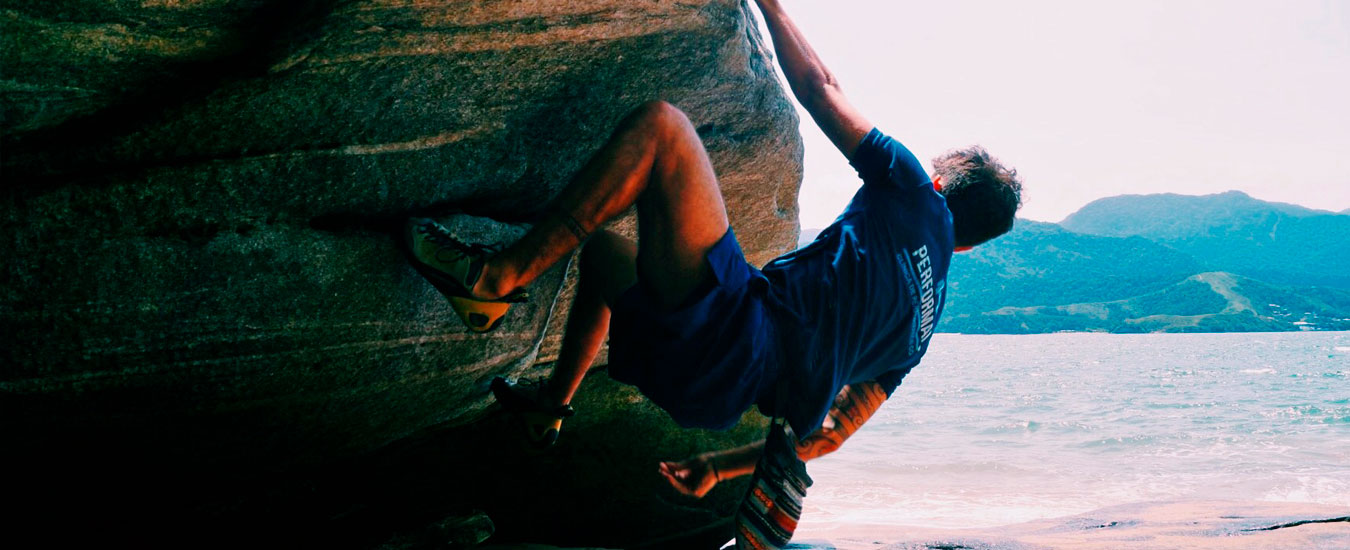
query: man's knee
[{"left": 631, "top": 100, "right": 693, "bottom": 138}]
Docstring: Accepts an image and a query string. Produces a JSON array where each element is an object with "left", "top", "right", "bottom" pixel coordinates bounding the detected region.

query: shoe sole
[{"left": 401, "top": 220, "right": 523, "bottom": 333}]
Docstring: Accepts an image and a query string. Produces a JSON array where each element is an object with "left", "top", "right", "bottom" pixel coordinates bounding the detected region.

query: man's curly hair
[{"left": 932, "top": 146, "right": 1023, "bottom": 247}]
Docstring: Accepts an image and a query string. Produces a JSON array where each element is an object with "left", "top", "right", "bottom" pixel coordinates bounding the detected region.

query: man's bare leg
[
  {"left": 481, "top": 101, "right": 731, "bottom": 409},
  {"left": 470, "top": 100, "right": 729, "bottom": 307},
  {"left": 539, "top": 231, "right": 635, "bottom": 408}
]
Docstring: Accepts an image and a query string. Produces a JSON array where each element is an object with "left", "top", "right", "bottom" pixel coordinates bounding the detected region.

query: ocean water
[{"left": 795, "top": 332, "right": 1350, "bottom": 533}]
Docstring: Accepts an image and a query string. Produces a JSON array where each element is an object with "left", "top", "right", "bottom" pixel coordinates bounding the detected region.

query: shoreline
[
  {"left": 793, "top": 500, "right": 1349, "bottom": 550},
  {"left": 478, "top": 500, "right": 1349, "bottom": 550}
]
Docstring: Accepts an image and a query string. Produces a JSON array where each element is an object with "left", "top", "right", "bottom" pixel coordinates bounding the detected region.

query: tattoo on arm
[{"left": 794, "top": 381, "right": 888, "bottom": 461}]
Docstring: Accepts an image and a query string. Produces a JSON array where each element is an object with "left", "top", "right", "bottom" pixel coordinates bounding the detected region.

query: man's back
[{"left": 760, "top": 128, "right": 955, "bottom": 436}]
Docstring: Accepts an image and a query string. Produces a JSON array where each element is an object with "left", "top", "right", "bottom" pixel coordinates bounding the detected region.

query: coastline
[
  {"left": 793, "top": 500, "right": 1350, "bottom": 550},
  {"left": 478, "top": 500, "right": 1349, "bottom": 550}
]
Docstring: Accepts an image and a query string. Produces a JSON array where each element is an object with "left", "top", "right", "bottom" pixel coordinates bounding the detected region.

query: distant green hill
[
  {"left": 943, "top": 272, "right": 1350, "bottom": 333},
  {"left": 799, "top": 192, "right": 1349, "bottom": 333},
  {"left": 946, "top": 220, "right": 1203, "bottom": 315},
  {"left": 1060, "top": 191, "right": 1350, "bottom": 289}
]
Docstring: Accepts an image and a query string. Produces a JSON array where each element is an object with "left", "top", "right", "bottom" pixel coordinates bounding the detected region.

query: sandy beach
[
  {"left": 792, "top": 500, "right": 1349, "bottom": 550},
  {"left": 476, "top": 500, "right": 1348, "bottom": 550}
]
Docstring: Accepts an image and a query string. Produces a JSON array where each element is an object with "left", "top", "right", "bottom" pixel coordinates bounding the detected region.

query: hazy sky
[{"left": 760, "top": 0, "right": 1350, "bottom": 228}]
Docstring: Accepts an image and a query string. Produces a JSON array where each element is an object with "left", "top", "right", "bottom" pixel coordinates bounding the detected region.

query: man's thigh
[{"left": 634, "top": 113, "right": 730, "bottom": 310}]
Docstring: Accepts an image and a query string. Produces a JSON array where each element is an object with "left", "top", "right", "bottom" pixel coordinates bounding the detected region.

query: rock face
[{"left": 1, "top": 0, "right": 801, "bottom": 545}]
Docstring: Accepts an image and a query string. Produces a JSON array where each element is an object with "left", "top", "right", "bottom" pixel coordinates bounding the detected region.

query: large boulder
[{"left": 1, "top": 0, "right": 801, "bottom": 546}]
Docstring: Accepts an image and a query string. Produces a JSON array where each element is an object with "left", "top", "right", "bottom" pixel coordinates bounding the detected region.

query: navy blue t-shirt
[{"left": 759, "top": 128, "right": 954, "bottom": 436}]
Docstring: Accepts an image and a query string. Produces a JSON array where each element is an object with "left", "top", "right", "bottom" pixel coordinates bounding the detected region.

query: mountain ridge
[
  {"left": 1061, "top": 191, "right": 1337, "bottom": 227},
  {"left": 1057, "top": 190, "right": 1350, "bottom": 289},
  {"left": 941, "top": 191, "right": 1349, "bottom": 332}
]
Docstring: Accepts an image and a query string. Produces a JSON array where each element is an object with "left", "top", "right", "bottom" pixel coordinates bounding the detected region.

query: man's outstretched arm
[
  {"left": 793, "top": 380, "right": 888, "bottom": 460},
  {"left": 755, "top": 0, "right": 873, "bottom": 160},
  {"left": 659, "top": 382, "right": 889, "bottom": 497}
]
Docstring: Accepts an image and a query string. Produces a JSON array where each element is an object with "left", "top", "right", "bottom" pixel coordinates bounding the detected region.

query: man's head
[{"left": 931, "top": 146, "right": 1023, "bottom": 249}]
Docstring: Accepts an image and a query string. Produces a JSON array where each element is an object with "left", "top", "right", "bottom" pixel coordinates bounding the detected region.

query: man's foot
[
  {"left": 735, "top": 423, "right": 811, "bottom": 549},
  {"left": 404, "top": 218, "right": 528, "bottom": 332},
  {"left": 490, "top": 376, "right": 575, "bottom": 448}
]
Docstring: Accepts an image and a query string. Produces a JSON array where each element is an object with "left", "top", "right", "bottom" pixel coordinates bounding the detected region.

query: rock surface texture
[{"left": 2, "top": 0, "right": 801, "bottom": 546}]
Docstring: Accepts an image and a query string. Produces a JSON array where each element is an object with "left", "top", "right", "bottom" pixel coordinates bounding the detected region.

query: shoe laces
[{"left": 511, "top": 376, "right": 546, "bottom": 395}]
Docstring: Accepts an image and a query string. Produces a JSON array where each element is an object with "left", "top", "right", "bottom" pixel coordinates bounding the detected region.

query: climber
[{"left": 402, "top": 0, "right": 1021, "bottom": 546}]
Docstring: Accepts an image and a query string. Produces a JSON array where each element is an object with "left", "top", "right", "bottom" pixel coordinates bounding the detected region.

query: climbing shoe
[
  {"left": 734, "top": 421, "right": 812, "bottom": 549},
  {"left": 490, "top": 376, "right": 574, "bottom": 449},
  {"left": 403, "top": 218, "right": 528, "bottom": 332}
]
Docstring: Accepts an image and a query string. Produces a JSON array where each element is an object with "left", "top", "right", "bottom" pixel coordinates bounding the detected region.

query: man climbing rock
[{"left": 402, "top": 0, "right": 1022, "bottom": 546}]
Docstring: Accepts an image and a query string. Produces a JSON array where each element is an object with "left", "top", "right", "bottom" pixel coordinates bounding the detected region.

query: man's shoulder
[{"left": 851, "top": 128, "right": 932, "bottom": 191}]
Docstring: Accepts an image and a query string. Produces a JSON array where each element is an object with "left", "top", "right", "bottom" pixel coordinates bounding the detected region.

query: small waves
[
  {"left": 1262, "top": 405, "right": 1350, "bottom": 424},
  {"left": 894, "top": 461, "right": 1038, "bottom": 476},
  {"left": 1078, "top": 434, "right": 1162, "bottom": 449},
  {"left": 979, "top": 419, "right": 1096, "bottom": 434},
  {"left": 796, "top": 332, "right": 1350, "bottom": 535},
  {"left": 1143, "top": 400, "right": 1220, "bottom": 409},
  {"left": 1260, "top": 475, "right": 1350, "bottom": 508}
]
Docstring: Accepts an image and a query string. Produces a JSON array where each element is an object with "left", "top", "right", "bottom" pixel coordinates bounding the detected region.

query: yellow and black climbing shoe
[
  {"left": 404, "top": 218, "right": 528, "bottom": 332},
  {"left": 491, "top": 376, "right": 574, "bottom": 449}
]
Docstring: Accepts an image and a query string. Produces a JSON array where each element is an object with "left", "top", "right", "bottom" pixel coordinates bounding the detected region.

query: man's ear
[{"left": 939, "top": 176, "right": 967, "bottom": 252}]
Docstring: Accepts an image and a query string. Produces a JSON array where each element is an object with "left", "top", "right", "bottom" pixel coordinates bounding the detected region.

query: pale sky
[{"left": 760, "top": 0, "right": 1350, "bottom": 228}]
